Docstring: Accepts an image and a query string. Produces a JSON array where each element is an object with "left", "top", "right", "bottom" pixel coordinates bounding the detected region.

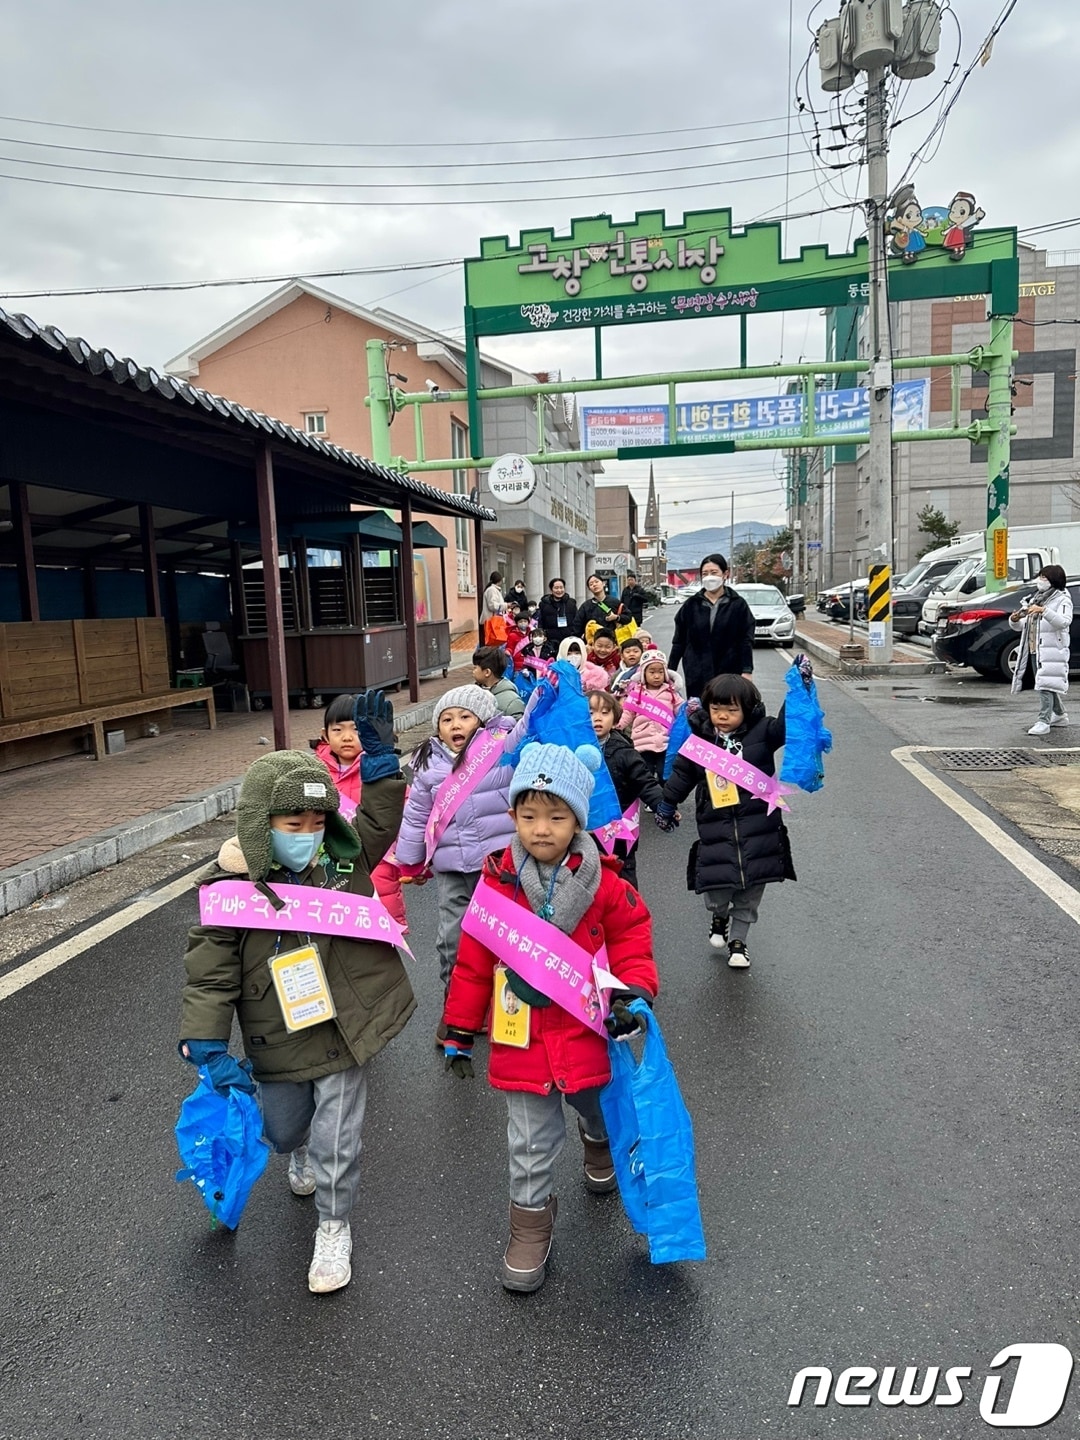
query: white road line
[
  {"left": 0, "top": 869, "right": 197, "bottom": 1004},
  {"left": 893, "top": 746, "right": 1080, "bottom": 926}
]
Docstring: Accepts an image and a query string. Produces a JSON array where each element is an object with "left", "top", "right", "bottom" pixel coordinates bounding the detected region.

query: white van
[{"left": 918, "top": 548, "right": 1057, "bottom": 634}]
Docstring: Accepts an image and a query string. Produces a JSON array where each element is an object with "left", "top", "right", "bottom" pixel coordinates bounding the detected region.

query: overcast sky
[{"left": 0, "top": 0, "right": 1072, "bottom": 536}]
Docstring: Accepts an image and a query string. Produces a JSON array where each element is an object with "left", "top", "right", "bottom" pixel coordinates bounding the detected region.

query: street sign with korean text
[{"left": 464, "top": 208, "right": 1019, "bottom": 338}]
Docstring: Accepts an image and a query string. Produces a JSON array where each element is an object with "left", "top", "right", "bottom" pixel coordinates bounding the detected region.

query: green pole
[
  {"left": 366, "top": 339, "right": 393, "bottom": 468},
  {"left": 984, "top": 315, "right": 1013, "bottom": 594},
  {"left": 594, "top": 327, "right": 603, "bottom": 381},
  {"left": 740, "top": 313, "right": 748, "bottom": 369},
  {"left": 464, "top": 308, "right": 484, "bottom": 460}
]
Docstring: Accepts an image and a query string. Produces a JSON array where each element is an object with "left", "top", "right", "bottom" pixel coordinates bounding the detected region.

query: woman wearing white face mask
[
  {"left": 668, "top": 552, "right": 756, "bottom": 701},
  {"left": 1009, "top": 564, "right": 1073, "bottom": 735}
]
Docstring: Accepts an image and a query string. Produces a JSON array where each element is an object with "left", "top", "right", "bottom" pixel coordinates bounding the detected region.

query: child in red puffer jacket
[{"left": 312, "top": 695, "right": 407, "bottom": 930}]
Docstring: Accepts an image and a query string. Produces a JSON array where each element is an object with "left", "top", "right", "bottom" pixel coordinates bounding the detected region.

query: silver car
[{"left": 733, "top": 583, "right": 797, "bottom": 647}]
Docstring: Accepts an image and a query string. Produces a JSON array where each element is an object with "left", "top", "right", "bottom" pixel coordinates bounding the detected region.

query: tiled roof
[{"left": 0, "top": 306, "right": 495, "bottom": 521}]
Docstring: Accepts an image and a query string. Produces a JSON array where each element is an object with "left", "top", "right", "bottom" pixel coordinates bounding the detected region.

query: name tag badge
[
  {"left": 706, "top": 771, "right": 740, "bottom": 808},
  {"left": 557, "top": 614, "right": 568, "bottom": 627},
  {"left": 269, "top": 944, "right": 337, "bottom": 1032},
  {"left": 491, "top": 965, "right": 530, "bottom": 1048}
]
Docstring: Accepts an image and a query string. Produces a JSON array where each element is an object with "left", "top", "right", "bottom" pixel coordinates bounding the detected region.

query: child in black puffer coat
[{"left": 658, "top": 674, "right": 793, "bottom": 970}]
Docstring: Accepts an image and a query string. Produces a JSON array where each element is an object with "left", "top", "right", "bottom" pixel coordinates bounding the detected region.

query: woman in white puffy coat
[{"left": 1009, "top": 564, "right": 1073, "bottom": 735}]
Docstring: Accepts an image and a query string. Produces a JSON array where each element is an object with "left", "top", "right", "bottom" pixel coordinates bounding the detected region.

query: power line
[
  {"left": 0, "top": 110, "right": 798, "bottom": 151},
  {"left": 0, "top": 159, "right": 832, "bottom": 207},
  {"left": 0, "top": 259, "right": 461, "bottom": 300},
  {"left": 0, "top": 128, "right": 795, "bottom": 173},
  {"left": 0, "top": 145, "right": 807, "bottom": 192}
]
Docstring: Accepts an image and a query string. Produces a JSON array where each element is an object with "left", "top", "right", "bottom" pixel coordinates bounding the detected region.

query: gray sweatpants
[
  {"left": 1037, "top": 689, "right": 1067, "bottom": 722},
  {"left": 435, "top": 868, "right": 481, "bottom": 990},
  {"left": 704, "top": 882, "right": 768, "bottom": 944},
  {"left": 505, "top": 1086, "right": 608, "bottom": 1208},
  {"left": 259, "top": 1064, "right": 368, "bottom": 1223}
]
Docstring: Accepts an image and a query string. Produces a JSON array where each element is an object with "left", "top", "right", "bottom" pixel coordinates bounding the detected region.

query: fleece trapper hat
[
  {"left": 236, "top": 749, "right": 359, "bottom": 881},
  {"left": 509, "top": 741, "right": 602, "bottom": 829},
  {"left": 434, "top": 683, "right": 498, "bottom": 729},
  {"left": 640, "top": 649, "right": 670, "bottom": 672}
]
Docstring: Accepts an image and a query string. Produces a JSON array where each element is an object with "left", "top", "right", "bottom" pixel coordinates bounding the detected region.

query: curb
[
  {"left": 0, "top": 692, "right": 445, "bottom": 919},
  {"left": 795, "top": 627, "right": 945, "bottom": 677}
]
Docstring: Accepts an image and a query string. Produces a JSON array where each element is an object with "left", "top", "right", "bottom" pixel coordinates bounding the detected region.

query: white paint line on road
[
  {"left": 0, "top": 868, "right": 197, "bottom": 1005},
  {"left": 893, "top": 746, "right": 1080, "bottom": 927}
]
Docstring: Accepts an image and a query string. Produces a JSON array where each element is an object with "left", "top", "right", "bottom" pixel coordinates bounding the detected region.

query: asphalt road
[{"left": 3, "top": 625, "right": 1080, "bottom": 1440}]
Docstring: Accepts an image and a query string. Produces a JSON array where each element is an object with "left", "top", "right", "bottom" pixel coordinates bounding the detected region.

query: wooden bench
[{"left": 0, "top": 687, "right": 216, "bottom": 759}]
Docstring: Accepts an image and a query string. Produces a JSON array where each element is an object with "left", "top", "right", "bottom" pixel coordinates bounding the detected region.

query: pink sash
[
  {"left": 461, "top": 884, "right": 624, "bottom": 1036},
  {"left": 592, "top": 801, "right": 641, "bottom": 857},
  {"left": 678, "top": 733, "right": 791, "bottom": 814},
  {"left": 424, "top": 727, "right": 510, "bottom": 863},
  {"left": 621, "top": 690, "right": 675, "bottom": 730},
  {"left": 199, "top": 878, "right": 411, "bottom": 954}
]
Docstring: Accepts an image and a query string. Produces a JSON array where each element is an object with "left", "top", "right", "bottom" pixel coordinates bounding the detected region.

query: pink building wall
[{"left": 182, "top": 292, "right": 479, "bottom": 636}]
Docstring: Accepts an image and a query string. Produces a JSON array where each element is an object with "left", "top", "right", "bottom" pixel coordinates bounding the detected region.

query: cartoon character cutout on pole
[
  {"left": 942, "top": 191, "right": 985, "bottom": 259},
  {"left": 887, "top": 185, "right": 927, "bottom": 264}
]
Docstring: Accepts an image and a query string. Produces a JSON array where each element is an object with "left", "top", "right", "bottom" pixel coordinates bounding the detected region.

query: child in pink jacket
[
  {"left": 313, "top": 695, "right": 407, "bottom": 930},
  {"left": 557, "top": 634, "right": 610, "bottom": 693},
  {"left": 621, "top": 650, "right": 683, "bottom": 780}
]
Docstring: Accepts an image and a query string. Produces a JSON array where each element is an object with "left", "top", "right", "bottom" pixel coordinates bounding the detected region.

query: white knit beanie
[{"left": 434, "top": 683, "right": 498, "bottom": 728}]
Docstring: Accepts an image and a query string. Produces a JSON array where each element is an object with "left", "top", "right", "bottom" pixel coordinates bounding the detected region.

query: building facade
[
  {"left": 167, "top": 283, "right": 598, "bottom": 633},
  {"left": 808, "top": 244, "right": 1080, "bottom": 588}
]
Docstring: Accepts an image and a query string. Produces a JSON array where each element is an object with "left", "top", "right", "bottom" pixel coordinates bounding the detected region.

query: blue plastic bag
[
  {"left": 663, "top": 702, "right": 694, "bottom": 780},
  {"left": 779, "top": 658, "right": 832, "bottom": 792},
  {"left": 510, "top": 660, "right": 621, "bottom": 829},
  {"left": 600, "top": 1000, "right": 706, "bottom": 1264},
  {"left": 175, "top": 1070, "right": 271, "bottom": 1230}
]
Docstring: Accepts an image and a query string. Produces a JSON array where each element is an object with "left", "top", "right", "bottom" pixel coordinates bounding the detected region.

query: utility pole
[
  {"left": 816, "top": 0, "right": 944, "bottom": 659},
  {"left": 864, "top": 63, "right": 894, "bottom": 661}
]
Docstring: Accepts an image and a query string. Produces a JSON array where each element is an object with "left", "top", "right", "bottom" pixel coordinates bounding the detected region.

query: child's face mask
[{"left": 270, "top": 827, "right": 324, "bottom": 871}]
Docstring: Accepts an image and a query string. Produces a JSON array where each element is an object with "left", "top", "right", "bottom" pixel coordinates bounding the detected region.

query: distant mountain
[{"left": 665, "top": 524, "right": 779, "bottom": 568}]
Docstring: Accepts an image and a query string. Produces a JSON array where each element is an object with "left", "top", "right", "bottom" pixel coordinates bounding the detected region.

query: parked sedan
[
  {"left": 932, "top": 579, "right": 1080, "bottom": 680},
  {"left": 732, "top": 583, "right": 796, "bottom": 647}
]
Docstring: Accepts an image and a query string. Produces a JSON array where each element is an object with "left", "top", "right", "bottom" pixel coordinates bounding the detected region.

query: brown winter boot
[
  {"left": 502, "top": 1197, "right": 558, "bottom": 1293},
  {"left": 578, "top": 1121, "right": 617, "bottom": 1194}
]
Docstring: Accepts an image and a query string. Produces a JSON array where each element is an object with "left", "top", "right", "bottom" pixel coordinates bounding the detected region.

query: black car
[
  {"left": 932, "top": 579, "right": 1080, "bottom": 680},
  {"left": 891, "top": 578, "right": 943, "bottom": 636}
]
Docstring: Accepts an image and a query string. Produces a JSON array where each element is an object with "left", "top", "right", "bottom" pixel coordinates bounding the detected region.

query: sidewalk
[{"left": 0, "top": 655, "right": 474, "bottom": 918}]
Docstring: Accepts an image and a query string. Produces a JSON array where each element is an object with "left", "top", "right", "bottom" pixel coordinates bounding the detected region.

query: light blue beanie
[{"left": 509, "top": 741, "right": 602, "bottom": 828}]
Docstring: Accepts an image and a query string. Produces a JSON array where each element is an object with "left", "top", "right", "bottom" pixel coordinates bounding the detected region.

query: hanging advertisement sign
[
  {"left": 581, "top": 380, "right": 929, "bottom": 451},
  {"left": 464, "top": 207, "right": 1020, "bottom": 339}
]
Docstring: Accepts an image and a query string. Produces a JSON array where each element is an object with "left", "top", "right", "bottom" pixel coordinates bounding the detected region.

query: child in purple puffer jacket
[{"left": 396, "top": 684, "right": 518, "bottom": 1014}]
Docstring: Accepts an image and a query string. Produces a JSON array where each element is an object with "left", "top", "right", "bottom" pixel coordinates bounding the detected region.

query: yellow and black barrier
[{"left": 867, "top": 564, "right": 891, "bottom": 623}]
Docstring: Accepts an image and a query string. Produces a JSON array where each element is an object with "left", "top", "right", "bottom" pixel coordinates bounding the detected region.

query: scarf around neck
[{"left": 510, "top": 832, "right": 599, "bottom": 936}]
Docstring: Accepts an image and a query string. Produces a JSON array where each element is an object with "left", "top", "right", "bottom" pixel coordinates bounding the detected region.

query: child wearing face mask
[
  {"left": 655, "top": 674, "right": 792, "bottom": 970},
  {"left": 1009, "top": 565, "right": 1074, "bottom": 735},
  {"left": 180, "top": 692, "right": 412, "bottom": 1295},
  {"left": 557, "top": 634, "right": 611, "bottom": 693},
  {"left": 395, "top": 685, "right": 518, "bottom": 1009}
]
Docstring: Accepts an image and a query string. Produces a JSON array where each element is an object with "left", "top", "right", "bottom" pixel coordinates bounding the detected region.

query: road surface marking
[
  {"left": 0, "top": 868, "right": 197, "bottom": 1004},
  {"left": 893, "top": 746, "right": 1080, "bottom": 926}
]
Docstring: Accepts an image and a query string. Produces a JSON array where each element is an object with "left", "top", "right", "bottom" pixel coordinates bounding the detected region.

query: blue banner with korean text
[{"left": 581, "top": 380, "right": 929, "bottom": 451}]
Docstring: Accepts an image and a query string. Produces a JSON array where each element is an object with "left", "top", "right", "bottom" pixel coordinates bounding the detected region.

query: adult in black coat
[
  {"left": 573, "top": 572, "right": 625, "bottom": 637},
  {"left": 667, "top": 553, "right": 755, "bottom": 700},
  {"left": 508, "top": 579, "right": 530, "bottom": 610},
  {"left": 536, "top": 577, "right": 577, "bottom": 647},
  {"left": 619, "top": 573, "right": 646, "bottom": 627}
]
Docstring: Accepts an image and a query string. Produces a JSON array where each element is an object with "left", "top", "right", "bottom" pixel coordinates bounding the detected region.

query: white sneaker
[
  {"left": 727, "top": 940, "right": 751, "bottom": 969},
  {"left": 1051, "top": 713, "right": 1070, "bottom": 727},
  {"left": 1028, "top": 721, "right": 1051, "bottom": 736},
  {"left": 308, "top": 1219, "right": 352, "bottom": 1294},
  {"left": 288, "top": 1146, "right": 316, "bottom": 1196}
]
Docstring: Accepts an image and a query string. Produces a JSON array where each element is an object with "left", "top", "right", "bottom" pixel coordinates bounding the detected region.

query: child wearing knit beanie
[
  {"left": 441, "top": 741, "right": 659, "bottom": 1296},
  {"left": 395, "top": 683, "right": 517, "bottom": 1019}
]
